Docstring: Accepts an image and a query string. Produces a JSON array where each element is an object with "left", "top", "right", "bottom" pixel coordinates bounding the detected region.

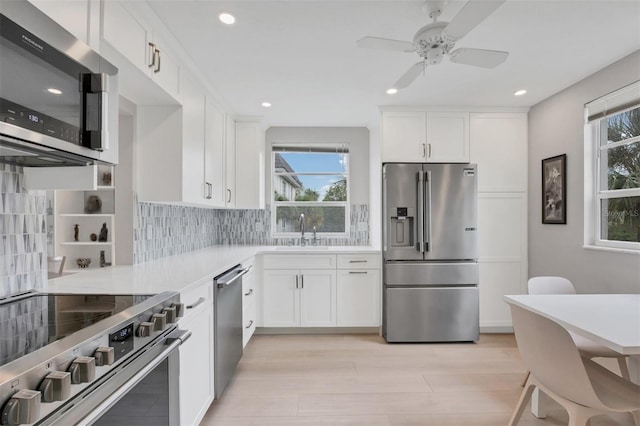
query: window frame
[
  {"left": 270, "top": 144, "right": 350, "bottom": 238},
  {"left": 585, "top": 83, "right": 640, "bottom": 252}
]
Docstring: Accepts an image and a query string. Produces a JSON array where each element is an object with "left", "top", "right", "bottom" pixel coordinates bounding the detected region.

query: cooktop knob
[
  {"left": 172, "top": 302, "right": 184, "bottom": 318},
  {"left": 137, "top": 321, "right": 155, "bottom": 337},
  {"left": 94, "top": 347, "right": 115, "bottom": 366},
  {"left": 39, "top": 371, "right": 71, "bottom": 402},
  {"left": 162, "top": 306, "right": 177, "bottom": 323},
  {"left": 151, "top": 312, "right": 167, "bottom": 331},
  {"left": 68, "top": 357, "right": 95, "bottom": 384},
  {"left": 1, "top": 389, "right": 41, "bottom": 425}
]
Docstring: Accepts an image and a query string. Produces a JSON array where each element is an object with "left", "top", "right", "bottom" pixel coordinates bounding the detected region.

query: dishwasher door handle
[{"left": 216, "top": 267, "right": 250, "bottom": 288}]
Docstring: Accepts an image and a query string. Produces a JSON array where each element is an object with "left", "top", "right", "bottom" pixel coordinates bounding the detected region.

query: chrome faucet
[
  {"left": 299, "top": 213, "right": 305, "bottom": 245},
  {"left": 312, "top": 226, "right": 317, "bottom": 245}
]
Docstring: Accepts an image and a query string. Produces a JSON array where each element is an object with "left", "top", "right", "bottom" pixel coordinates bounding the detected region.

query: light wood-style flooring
[{"left": 201, "top": 334, "right": 635, "bottom": 426}]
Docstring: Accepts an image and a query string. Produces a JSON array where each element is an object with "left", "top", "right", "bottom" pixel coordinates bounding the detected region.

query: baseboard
[
  {"left": 481, "top": 326, "right": 514, "bottom": 333},
  {"left": 255, "top": 327, "right": 381, "bottom": 335}
]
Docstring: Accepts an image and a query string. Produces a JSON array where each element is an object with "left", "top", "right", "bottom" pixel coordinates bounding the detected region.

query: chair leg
[
  {"left": 617, "top": 357, "right": 631, "bottom": 380},
  {"left": 521, "top": 371, "right": 530, "bottom": 387},
  {"left": 508, "top": 378, "right": 536, "bottom": 426}
]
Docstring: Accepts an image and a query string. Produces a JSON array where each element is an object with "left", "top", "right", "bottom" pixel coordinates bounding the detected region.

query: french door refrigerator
[{"left": 382, "top": 163, "right": 479, "bottom": 342}]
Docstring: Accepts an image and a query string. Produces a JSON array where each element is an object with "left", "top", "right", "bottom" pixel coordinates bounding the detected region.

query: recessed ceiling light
[
  {"left": 386, "top": 88, "right": 398, "bottom": 95},
  {"left": 261, "top": 102, "right": 272, "bottom": 108},
  {"left": 47, "top": 88, "right": 62, "bottom": 95},
  {"left": 514, "top": 89, "right": 527, "bottom": 96},
  {"left": 218, "top": 12, "right": 236, "bottom": 25}
]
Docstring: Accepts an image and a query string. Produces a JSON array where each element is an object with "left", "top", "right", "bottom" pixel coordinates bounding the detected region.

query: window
[
  {"left": 585, "top": 82, "right": 640, "bottom": 250},
  {"left": 271, "top": 145, "right": 349, "bottom": 236}
]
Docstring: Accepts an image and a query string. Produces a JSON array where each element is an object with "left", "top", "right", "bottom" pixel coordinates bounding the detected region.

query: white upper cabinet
[
  {"left": 469, "top": 113, "right": 528, "bottom": 192},
  {"left": 381, "top": 111, "right": 469, "bottom": 163},
  {"left": 180, "top": 71, "right": 207, "bottom": 205},
  {"left": 101, "top": 1, "right": 180, "bottom": 101},
  {"left": 204, "top": 98, "right": 226, "bottom": 208},
  {"left": 235, "top": 121, "right": 265, "bottom": 209},
  {"left": 225, "top": 115, "right": 236, "bottom": 208},
  {"left": 29, "top": 0, "right": 91, "bottom": 46}
]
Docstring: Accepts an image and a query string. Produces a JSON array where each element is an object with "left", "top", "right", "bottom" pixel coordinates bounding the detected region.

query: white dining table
[{"left": 504, "top": 294, "right": 640, "bottom": 418}]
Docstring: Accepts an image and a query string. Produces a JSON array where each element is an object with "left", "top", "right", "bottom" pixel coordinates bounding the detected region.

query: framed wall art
[{"left": 542, "top": 154, "right": 567, "bottom": 224}]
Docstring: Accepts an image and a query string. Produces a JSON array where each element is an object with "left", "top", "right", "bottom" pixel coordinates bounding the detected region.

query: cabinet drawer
[
  {"left": 180, "top": 279, "right": 211, "bottom": 322},
  {"left": 243, "top": 295, "right": 256, "bottom": 348},
  {"left": 263, "top": 254, "right": 336, "bottom": 270},
  {"left": 337, "top": 253, "right": 381, "bottom": 269}
]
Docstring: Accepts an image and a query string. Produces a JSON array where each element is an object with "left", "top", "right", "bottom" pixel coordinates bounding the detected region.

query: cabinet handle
[
  {"left": 245, "top": 320, "right": 254, "bottom": 329},
  {"left": 205, "top": 182, "right": 213, "bottom": 199},
  {"left": 154, "top": 49, "right": 161, "bottom": 73},
  {"left": 148, "top": 42, "right": 156, "bottom": 68},
  {"left": 422, "top": 143, "right": 426, "bottom": 158},
  {"left": 295, "top": 275, "right": 299, "bottom": 289},
  {"left": 227, "top": 189, "right": 232, "bottom": 203},
  {"left": 349, "top": 260, "right": 367, "bottom": 263},
  {"left": 301, "top": 274, "right": 304, "bottom": 289},
  {"left": 349, "top": 271, "right": 368, "bottom": 275},
  {"left": 428, "top": 143, "right": 432, "bottom": 158},
  {"left": 244, "top": 289, "right": 253, "bottom": 296},
  {"left": 186, "top": 297, "right": 205, "bottom": 309}
]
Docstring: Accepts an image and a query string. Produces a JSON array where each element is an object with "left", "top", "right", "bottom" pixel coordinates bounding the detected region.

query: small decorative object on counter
[
  {"left": 98, "top": 223, "right": 108, "bottom": 242},
  {"left": 73, "top": 224, "right": 79, "bottom": 242},
  {"left": 84, "top": 195, "right": 102, "bottom": 214},
  {"left": 90, "top": 233, "right": 98, "bottom": 241},
  {"left": 76, "top": 258, "right": 91, "bottom": 268},
  {"left": 102, "top": 171, "right": 112, "bottom": 186},
  {"left": 100, "top": 250, "right": 106, "bottom": 267}
]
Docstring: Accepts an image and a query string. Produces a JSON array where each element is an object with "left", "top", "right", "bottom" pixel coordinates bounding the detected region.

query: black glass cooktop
[{"left": 0, "top": 294, "right": 153, "bottom": 367}]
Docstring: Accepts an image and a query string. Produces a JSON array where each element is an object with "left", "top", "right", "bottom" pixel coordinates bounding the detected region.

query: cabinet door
[
  {"left": 150, "top": 31, "right": 181, "bottom": 101},
  {"left": 299, "top": 269, "right": 336, "bottom": 327},
  {"left": 102, "top": 1, "right": 151, "bottom": 74},
  {"left": 242, "top": 261, "right": 256, "bottom": 346},
  {"left": 470, "top": 113, "right": 527, "bottom": 192},
  {"left": 336, "top": 269, "right": 381, "bottom": 327},
  {"left": 426, "top": 112, "right": 469, "bottom": 163},
  {"left": 263, "top": 270, "right": 299, "bottom": 327},
  {"left": 235, "top": 121, "right": 265, "bottom": 209},
  {"left": 179, "top": 302, "right": 214, "bottom": 426},
  {"left": 204, "top": 98, "right": 226, "bottom": 207},
  {"left": 382, "top": 111, "right": 426, "bottom": 162},
  {"left": 30, "top": 0, "right": 90, "bottom": 44},
  {"left": 225, "top": 114, "right": 236, "bottom": 208},
  {"left": 180, "top": 71, "right": 206, "bottom": 205}
]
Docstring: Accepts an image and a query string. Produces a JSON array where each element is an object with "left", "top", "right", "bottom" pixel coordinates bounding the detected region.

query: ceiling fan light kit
[{"left": 357, "top": 0, "right": 509, "bottom": 90}]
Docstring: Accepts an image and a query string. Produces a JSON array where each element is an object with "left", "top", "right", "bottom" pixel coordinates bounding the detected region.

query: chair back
[
  {"left": 509, "top": 304, "right": 607, "bottom": 410},
  {"left": 528, "top": 276, "right": 575, "bottom": 295}
]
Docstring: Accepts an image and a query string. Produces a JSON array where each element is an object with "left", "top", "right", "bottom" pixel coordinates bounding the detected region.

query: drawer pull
[
  {"left": 186, "top": 297, "right": 205, "bottom": 309},
  {"left": 349, "top": 271, "right": 368, "bottom": 275},
  {"left": 245, "top": 320, "right": 254, "bottom": 329},
  {"left": 349, "top": 260, "right": 368, "bottom": 263},
  {"left": 244, "top": 289, "right": 254, "bottom": 296}
]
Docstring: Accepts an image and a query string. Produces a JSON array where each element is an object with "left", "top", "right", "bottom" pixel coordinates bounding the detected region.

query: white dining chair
[
  {"left": 527, "top": 276, "right": 630, "bottom": 380},
  {"left": 508, "top": 303, "right": 640, "bottom": 426}
]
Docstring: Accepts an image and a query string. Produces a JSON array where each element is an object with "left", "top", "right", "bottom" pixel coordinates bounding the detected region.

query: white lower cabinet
[
  {"left": 336, "top": 269, "right": 381, "bottom": 326},
  {"left": 179, "top": 280, "right": 214, "bottom": 426},
  {"left": 242, "top": 258, "right": 257, "bottom": 347},
  {"left": 262, "top": 268, "right": 337, "bottom": 327}
]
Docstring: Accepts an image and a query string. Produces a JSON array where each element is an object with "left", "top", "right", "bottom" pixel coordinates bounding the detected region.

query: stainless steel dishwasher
[{"left": 214, "top": 264, "right": 250, "bottom": 398}]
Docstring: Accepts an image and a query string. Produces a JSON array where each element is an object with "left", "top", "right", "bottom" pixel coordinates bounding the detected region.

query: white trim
[
  {"left": 583, "top": 245, "right": 640, "bottom": 255},
  {"left": 600, "top": 135, "right": 640, "bottom": 150},
  {"left": 597, "top": 188, "right": 640, "bottom": 199}
]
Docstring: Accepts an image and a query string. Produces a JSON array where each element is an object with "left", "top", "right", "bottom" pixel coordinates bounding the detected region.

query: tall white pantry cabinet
[{"left": 381, "top": 109, "right": 528, "bottom": 330}]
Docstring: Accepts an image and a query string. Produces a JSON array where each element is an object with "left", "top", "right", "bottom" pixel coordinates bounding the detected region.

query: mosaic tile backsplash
[
  {"left": 134, "top": 202, "right": 369, "bottom": 264},
  {"left": 0, "top": 164, "right": 48, "bottom": 298}
]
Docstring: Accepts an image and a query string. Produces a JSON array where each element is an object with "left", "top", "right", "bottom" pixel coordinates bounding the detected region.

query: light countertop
[{"left": 45, "top": 245, "right": 380, "bottom": 295}]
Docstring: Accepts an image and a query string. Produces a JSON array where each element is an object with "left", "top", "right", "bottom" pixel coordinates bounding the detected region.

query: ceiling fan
[{"left": 357, "top": 0, "right": 509, "bottom": 90}]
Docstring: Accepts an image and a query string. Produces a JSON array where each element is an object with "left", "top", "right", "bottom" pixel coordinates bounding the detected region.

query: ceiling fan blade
[
  {"left": 449, "top": 48, "right": 509, "bottom": 68},
  {"left": 443, "top": 0, "right": 506, "bottom": 41},
  {"left": 356, "top": 36, "right": 415, "bottom": 52},
  {"left": 393, "top": 62, "right": 425, "bottom": 89}
]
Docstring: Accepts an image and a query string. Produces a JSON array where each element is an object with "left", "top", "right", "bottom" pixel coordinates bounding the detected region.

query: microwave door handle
[
  {"left": 416, "top": 170, "right": 425, "bottom": 253},
  {"left": 82, "top": 73, "right": 108, "bottom": 151},
  {"left": 425, "top": 170, "right": 432, "bottom": 252}
]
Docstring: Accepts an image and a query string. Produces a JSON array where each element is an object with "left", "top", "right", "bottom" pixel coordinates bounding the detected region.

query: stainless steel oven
[
  {"left": 0, "top": 1, "right": 118, "bottom": 167},
  {"left": 0, "top": 292, "right": 189, "bottom": 425}
]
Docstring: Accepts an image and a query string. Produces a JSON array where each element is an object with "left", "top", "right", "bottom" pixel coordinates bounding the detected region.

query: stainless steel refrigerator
[{"left": 382, "top": 163, "right": 479, "bottom": 342}]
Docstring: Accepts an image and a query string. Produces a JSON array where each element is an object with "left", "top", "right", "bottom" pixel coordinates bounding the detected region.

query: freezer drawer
[
  {"left": 384, "top": 262, "right": 478, "bottom": 286},
  {"left": 383, "top": 286, "right": 479, "bottom": 342}
]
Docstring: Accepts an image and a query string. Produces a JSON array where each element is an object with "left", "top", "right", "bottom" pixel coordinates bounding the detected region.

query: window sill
[{"left": 583, "top": 245, "right": 640, "bottom": 255}]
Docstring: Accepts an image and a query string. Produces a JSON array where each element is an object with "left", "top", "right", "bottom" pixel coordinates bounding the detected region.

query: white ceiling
[{"left": 148, "top": 0, "right": 640, "bottom": 128}]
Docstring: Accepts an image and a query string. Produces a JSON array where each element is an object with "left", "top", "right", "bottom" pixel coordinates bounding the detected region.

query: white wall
[{"left": 528, "top": 51, "right": 640, "bottom": 294}]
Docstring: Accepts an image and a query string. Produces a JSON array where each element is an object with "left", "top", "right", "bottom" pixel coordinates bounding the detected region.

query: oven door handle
[{"left": 76, "top": 329, "right": 191, "bottom": 426}]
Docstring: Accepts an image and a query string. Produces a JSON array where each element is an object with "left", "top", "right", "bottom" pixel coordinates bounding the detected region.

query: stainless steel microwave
[{"left": 0, "top": 1, "right": 118, "bottom": 167}]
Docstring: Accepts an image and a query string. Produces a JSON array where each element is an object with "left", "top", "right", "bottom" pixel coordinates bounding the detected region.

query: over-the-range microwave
[{"left": 0, "top": 1, "right": 118, "bottom": 167}]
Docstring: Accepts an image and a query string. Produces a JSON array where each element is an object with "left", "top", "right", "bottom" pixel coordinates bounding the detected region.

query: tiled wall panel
[{"left": 0, "top": 164, "right": 48, "bottom": 298}]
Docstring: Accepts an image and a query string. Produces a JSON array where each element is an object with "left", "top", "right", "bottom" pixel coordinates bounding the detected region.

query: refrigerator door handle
[
  {"left": 416, "top": 171, "right": 425, "bottom": 253},
  {"left": 425, "top": 170, "right": 432, "bottom": 252}
]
